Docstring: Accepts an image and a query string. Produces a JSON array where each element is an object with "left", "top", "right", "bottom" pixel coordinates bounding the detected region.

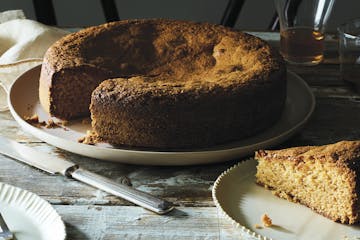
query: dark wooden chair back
[
  {"left": 32, "top": 0, "right": 302, "bottom": 30},
  {"left": 32, "top": 0, "right": 119, "bottom": 26}
]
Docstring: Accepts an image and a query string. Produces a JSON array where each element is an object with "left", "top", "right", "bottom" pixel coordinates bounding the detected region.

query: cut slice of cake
[{"left": 255, "top": 140, "right": 360, "bottom": 224}]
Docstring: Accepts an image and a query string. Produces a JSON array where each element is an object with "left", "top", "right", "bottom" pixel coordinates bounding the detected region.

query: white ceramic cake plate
[
  {"left": 0, "top": 182, "right": 65, "bottom": 240},
  {"left": 8, "top": 65, "right": 315, "bottom": 166},
  {"left": 212, "top": 159, "right": 360, "bottom": 240}
]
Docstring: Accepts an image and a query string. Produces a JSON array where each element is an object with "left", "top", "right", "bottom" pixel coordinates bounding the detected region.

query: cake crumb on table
[
  {"left": 119, "top": 176, "right": 132, "bottom": 186},
  {"left": 261, "top": 214, "right": 273, "bottom": 227},
  {"left": 254, "top": 224, "right": 263, "bottom": 229}
]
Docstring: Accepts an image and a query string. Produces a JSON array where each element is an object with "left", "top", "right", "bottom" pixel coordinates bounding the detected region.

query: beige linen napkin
[{"left": 0, "top": 10, "right": 69, "bottom": 111}]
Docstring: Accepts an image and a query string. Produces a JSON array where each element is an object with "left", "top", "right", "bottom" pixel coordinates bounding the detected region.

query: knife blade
[{"left": 0, "top": 136, "right": 174, "bottom": 214}]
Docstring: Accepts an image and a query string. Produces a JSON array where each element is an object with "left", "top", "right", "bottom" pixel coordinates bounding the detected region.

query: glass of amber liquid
[
  {"left": 338, "top": 19, "right": 360, "bottom": 92},
  {"left": 274, "top": 0, "right": 335, "bottom": 65}
]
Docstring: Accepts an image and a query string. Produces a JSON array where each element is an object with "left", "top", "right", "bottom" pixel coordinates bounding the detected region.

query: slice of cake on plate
[{"left": 255, "top": 140, "right": 360, "bottom": 224}]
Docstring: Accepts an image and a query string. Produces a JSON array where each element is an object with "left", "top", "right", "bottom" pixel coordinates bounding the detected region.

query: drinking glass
[
  {"left": 338, "top": 19, "right": 360, "bottom": 92},
  {"left": 274, "top": 0, "right": 335, "bottom": 65}
]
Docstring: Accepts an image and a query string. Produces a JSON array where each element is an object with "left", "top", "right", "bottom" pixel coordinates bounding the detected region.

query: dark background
[{"left": 0, "top": 0, "right": 358, "bottom": 31}]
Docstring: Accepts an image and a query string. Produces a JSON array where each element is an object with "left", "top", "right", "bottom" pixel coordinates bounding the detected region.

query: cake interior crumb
[{"left": 261, "top": 214, "right": 272, "bottom": 227}]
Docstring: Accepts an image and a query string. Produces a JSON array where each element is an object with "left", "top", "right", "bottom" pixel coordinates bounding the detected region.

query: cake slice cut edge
[{"left": 255, "top": 140, "right": 360, "bottom": 224}]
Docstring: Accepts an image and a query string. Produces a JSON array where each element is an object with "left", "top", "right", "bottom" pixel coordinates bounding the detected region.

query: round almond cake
[{"left": 39, "top": 19, "right": 286, "bottom": 149}]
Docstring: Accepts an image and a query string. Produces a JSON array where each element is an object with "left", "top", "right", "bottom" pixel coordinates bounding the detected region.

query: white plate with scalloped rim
[
  {"left": 212, "top": 159, "right": 360, "bottom": 240},
  {"left": 0, "top": 182, "right": 65, "bottom": 240},
  {"left": 8, "top": 65, "right": 315, "bottom": 165}
]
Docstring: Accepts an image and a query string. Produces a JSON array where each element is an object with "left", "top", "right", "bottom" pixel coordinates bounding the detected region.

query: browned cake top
[
  {"left": 44, "top": 19, "right": 283, "bottom": 92},
  {"left": 256, "top": 141, "right": 360, "bottom": 168}
]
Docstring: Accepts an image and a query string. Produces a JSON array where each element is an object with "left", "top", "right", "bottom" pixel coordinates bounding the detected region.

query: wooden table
[{"left": 0, "top": 32, "right": 359, "bottom": 240}]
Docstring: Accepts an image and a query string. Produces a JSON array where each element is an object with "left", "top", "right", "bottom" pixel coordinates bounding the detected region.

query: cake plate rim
[{"left": 8, "top": 65, "right": 315, "bottom": 165}]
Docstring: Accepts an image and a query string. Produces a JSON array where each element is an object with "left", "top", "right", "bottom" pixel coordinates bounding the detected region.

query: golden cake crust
[
  {"left": 42, "top": 19, "right": 281, "bottom": 83},
  {"left": 256, "top": 141, "right": 360, "bottom": 166}
]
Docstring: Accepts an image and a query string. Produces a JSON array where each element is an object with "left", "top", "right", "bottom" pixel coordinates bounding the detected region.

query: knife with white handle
[{"left": 0, "top": 136, "right": 174, "bottom": 214}]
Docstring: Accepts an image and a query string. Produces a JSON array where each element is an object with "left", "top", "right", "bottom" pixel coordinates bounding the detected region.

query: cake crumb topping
[{"left": 261, "top": 214, "right": 273, "bottom": 227}]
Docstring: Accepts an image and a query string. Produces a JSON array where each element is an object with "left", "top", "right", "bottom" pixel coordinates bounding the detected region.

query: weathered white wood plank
[
  {"left": 54, "top": 205, "right": 255, "bottom": 240},
  {"left": 0, "top": 143, "right": 227, "bottom": 206},
  {"left": 0, "top": 111, "right": 40, "bottom": 142},
  {"left": 288, "top": 64, "right": 343, "bottom": 85},
  {"left": 0, "top": 95, "right": 359, "bottom": 207},
  {"left": 311, "top": 86, "right": 360, "bottom": 99},
  {"left": 282, "top": 97, "right": 360, "bottom": 147}
]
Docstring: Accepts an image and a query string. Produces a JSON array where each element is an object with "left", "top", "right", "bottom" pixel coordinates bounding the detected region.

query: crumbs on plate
[
  {"left": 254, "top": 213, "right": 273, "bottom": 229},
  {"left": 78, "top": 130, "right": 100, "bottom": 145},
  {"left": 24, "top": 114, "right": 46, "bottom": 126},
  {"left": 24, "top": 114, "right": 68, "bottom": 130},
  {"left": 45, "top": 119, "right": 58, "bottom": 128},
  {"left": 261, "top": 213, "right": 273, "bottom": 227}
]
